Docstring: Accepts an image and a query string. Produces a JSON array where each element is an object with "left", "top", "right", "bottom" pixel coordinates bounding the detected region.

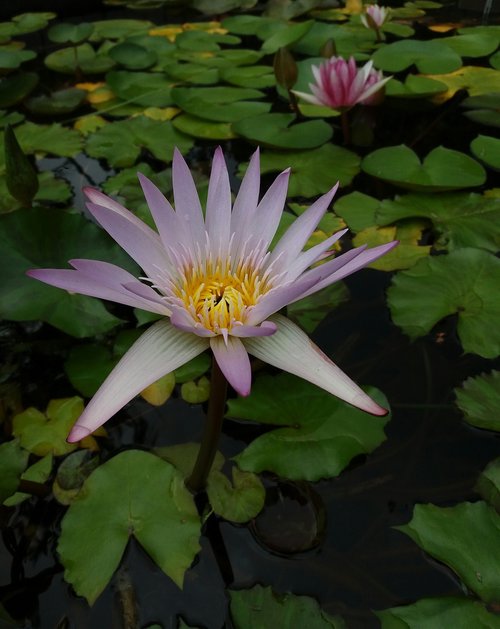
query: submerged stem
[{"left": 186, "top": 357, "right": 227, "bottom": 493}]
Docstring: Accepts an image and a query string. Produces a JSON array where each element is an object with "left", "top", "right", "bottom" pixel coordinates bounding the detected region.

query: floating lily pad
[
  {"left": 462, "top": 94, "right": 500, "bottom": 129},
  {"left": 292, "top": 21, "right": 373, "bottom": 58},
  {"left": 0, "top": 12, "right": 56, "bottom": 38},
  {"left": 426, "top": 66, "right": 500, "bottom": 101},
  {"left": 13, "top": 398, "right": 84, "bottom": 456},
  {"left": 477, "top": 457, "right": 500, "bottom": 513},
  {"left": 0, "top": 48, "right": 36, "bottom": 70},
  {"left": 0, "top": 171, "right": 72, "bottom": 213},
  {"left": 287, "top": 282, "right": 349, "bottom": 333},
  {"left": 163, "top": 62, "right": 219, "bottom": 85},
  {"left": 254, "top": 144, "right": 361, "bottom": 197},
  {"left": 455, "top": 371, "right": 500, "bottom": 432},
  {"left": 372, "top": 39, "right": 462, "bottom": 74},
  {"left": 171, "top": 86, "right": 269, "bottom": 123},
  {"left": 385, "top": 74, "right": 447, "bottom": 98},
  {"left": 471, "top": 135, "right": 500, "bottom": 170},
  {"left": 53, "top": 450, "right": 100, "bottom": 506},
  {"left": 438, "top": 33, "right": 499, "bottom": 58},
  {"left": 106, "top": 70, "right": 174, "bottom": 107},
  {"left": 141, "top": 372, "right": 176, "bottom": 406},
  {"left": 353, "top": 222, "right": 431, "bottom": 271},
  {"left": 174, "top": 354, "right": 211, "bottom": 383},
  {"left": 172, "top": 114, "right": 236, "bottom": 140},
  {"left": 362, "top": 145, "right": 486, "bottom": 191},
  {"left": 58, "top": 450, "right": 201, "bottom": 604},
  {"left": 377, "top": 597, "right": 500, "bottom": 628},
  {"left": 48, "top": 23, "right": 94, "bottom": 44},
  {"left": 0, "top": 110, "right": 24, "bottom": 128},
  {"left": 375, "top": 191, "right": 500, "bottom": 253},
  {"left": 109, "top": 42, "right": 157, "bottom": 70},
  {"left": 45, "top": 43, "right": 116, "bottom": 75},
  {"left": 0, "top": 208, "right": 135, "bottom": 337},
  {"left": 229, "top": 585, "right": 346, "bottom": 628},
  {"left": 233, "top": 113, "right": 333, "bottom": 149},
  {"left": 86, "top": 116, "right": 193, "bottom": 167},
  {"left": 220, "top": 65, "right": 275, "bottom": 88},
  {"left": 89, "top": 19, "right": 153, "bottom": 41},
  {"left": 382, "top": 22, "right": 415, "bottom": 38},
  {"left": 221, "top": 15, "right": 284, "bottom": 40},
  {"left": 0, "top": 72, "right": 38, "bottom": 107},
  {"left": 4, "top": 454, "right": 53, "bottom": 506},
  {"left": 9, "top": 121, "right": 83, "bottom": 156},
  {"left": 387, "top": 248, "right": 500, "bottom": 358},
  {"left": 25, "top": 88, "right": 86, "bottom": 115},
  {"left": 193, "top": 0, "right": 257, "bottom": 14},
  {"left": 261, "top": 20, "right": 314, "bottom": 54},
  {"left": 398, "top": 502, "right": 500, "bottom": 603},
  {"left": 65, "top": 345, "right": 117, "bottom": 397},
  {"left": 334, "top": 191, "right": 380, "bottom": 232},
  {"left": 0, "top": 440, "right": 28, "bottom": 503},
  {"left": 181, "top": 377, "right": 210, "bottom": 404},
  {"left": 207, "top": 468, "right": 265, "bottom": 523},
  {"left": 231, "top": 374, "right": 389, "bottom": 481}
]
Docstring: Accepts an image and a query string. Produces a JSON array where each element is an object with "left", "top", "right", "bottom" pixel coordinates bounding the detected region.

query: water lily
[
  {"left": 28, "top": 148, "right": 396, "bottom": 443},
  {"left": 294, "top": 56, "right": 390, "bottom": 110},
  {"left": 361, "top": 4, "right": 391, "bottom": 30}
]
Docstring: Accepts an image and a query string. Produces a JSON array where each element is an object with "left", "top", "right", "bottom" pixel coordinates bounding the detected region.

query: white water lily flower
[{"left": 28, "top": 148, "right": 397, "bottom": 442}]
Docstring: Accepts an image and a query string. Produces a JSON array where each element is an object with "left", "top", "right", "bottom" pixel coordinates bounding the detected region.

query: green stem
[{"left": 186, "top": 357, "right": 227, "bottom": 493}]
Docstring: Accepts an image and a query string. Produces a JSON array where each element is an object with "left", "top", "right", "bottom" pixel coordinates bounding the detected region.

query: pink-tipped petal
[
  {"left": 210, "top": 335, "right": 252, "bottom": 396},
  {"left": 205, "top": 147, "right": 231, "bottom": 257},
  {"left": 285, "top": 228, "right": 348, "bottom": 281},
  {"left": 252, "top": 169, "right": 291, "bottom": 251},
  {"left": 137, "top": 173, "right": 180, "bottom": 251},
  {"left": 67, "top": 320, "right": 209, "bottom": 441},
  {"left": 244, "top": 314, "right": 388, "bottom": 416},
  {"left": 172, "top": 148, "right": 206, "bottom": 248},
  {"left": 231, "top": 148, "right": 261, "bottom": 258}
]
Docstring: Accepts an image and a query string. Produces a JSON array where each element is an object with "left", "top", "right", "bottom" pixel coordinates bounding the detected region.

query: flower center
[{"left": 174, "top": 258, "right": 270, "bottom": 333}]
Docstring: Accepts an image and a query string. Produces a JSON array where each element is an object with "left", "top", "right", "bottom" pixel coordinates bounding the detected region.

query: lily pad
[
  {"left": 230, "top": 373, "right": 389, "bottom": 482},
  {"left": 220, "top": 65, "right": 275, "bottom": 89},
  {"left": 438, "top": 33, "right": 500, "bottom": 58},
  {"left": 58, "top": 450, "right": 201, "bottom": 604},
  {"left": 375, "top": 192, "right": 500, "bottom": 253},
  {"left": 455, "top": 371, "right": 500, "bottom": 432},
  {"left": 0, "top": 48, "right": 36, "bottom": 70},
  {"left": 287, "top": 282, "right": 349, "bottom": 333},
  {"left": 229, "top": 585, "right": 346, "bottom": 628},
  {"left": 141, "top": 372, "right": 176, "bottom": 406},
  {"left": 0, "top": 208, "right": 135, "bottom": 337},
  {"left": 25, "top": 88, "right": 86, "bottom": 115},
  {"left": 48, "top": 23, "right": 94, "bottom": 44},
  {"left": 462, "top": 94, "right": 500, "bottom": 129},
  {"left": 476, "top": 458, "right": 500, "bottom": 513},
  {"left": 65, "top": 344, "right": 117, "bottom": 398},
  {"left": 53, "top": 450, "right": 100, "bottom": 506},
  {"left": 253, "top": 145, "right": 361, "bottom": 197},
  {"left": 173, "top": 354, "right": 211, "bottom": 383},
  {"left": 89, "top": 19, "right": 153, "bottom": 41},
  {"left": 85, "top": 116, "right": 193, "bottom": 167},
  {"left": 163, "top": 62, "right": 219, "bottom": 85},
  {"left": 172, "top": 114, "right": 236, "bottom": 140},
  {"left": 105, "top": 70, "right": 174, "bottom": 107},
  {"left": 12, "top": 398, "right": 84, "bottom": 456},
  {"left": 0, "top": 171, "right": 72, "bottom": 213},
  {"left": 362, "top": 145, "right": 486, "bottom": 191},
  {"left": 45, "top": 43, "right": 116, "bottom": 75},
  {"left": 233, "top": 113, "right": 332, "bottom": 149},
  {"left": 387, "top": 248, "right": 500, "bottom": 358},
  {"left": 372, "top": 39, "right": 462, "bottom": 74},
  {"left": 292, "top": 21, "right": 374, "bottom": 58},
  {"left": 4, "top": 454, "right": 53, "bottom": 506},
  {"left": 261, "top": 20, "right": 314, "bottom": 54},
  {"left": 398, "top": 501, "right": 500, "bottom": 603},
  {"left": 221, "top": 15, "right": 284, "bottom": 40},
  {"left": 207, "top": 468, "right": 265, "bottom": 523},
  {"left": 471, "top": 135, "right": 500, "bottom": 170},
  {"left": 181, "top": 377, "right": 210, "bottom": 404},
  {"left": 385, "top": 74, "right": 448, "bottom": 98},
  {"left": 0, "top": 72, "right": 38, "bottom": 108},
  {"left": 425, "top": 66, "right": 500, "bottom": 102},
  {"left": 171, "top": 86, "right": 269, "bottom": 123},
  {"left": 0, "top": 13, "right": 56, "bottom": 38},
  {"left": 108, "top": 42, "right": 157, "bottom": 70},
  {"left": 377, "top": 597, "right": 500, "bottom": 628},
  {"left": 0, "top": 440, "right": 28, "bottom": 503},
  {"left": 11, "top": 121, "right": 83, "bottom": 156}
]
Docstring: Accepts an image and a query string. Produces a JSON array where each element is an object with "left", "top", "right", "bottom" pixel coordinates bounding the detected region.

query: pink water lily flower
[
  {"left": 361, "top": 5, "right": 390, "bottom": 29},
  {"left": 28, "top": 148, "right": 397, "bottom": 443},
  {"left": 294, "top": 56, "right": 390, "bottom": 110}
]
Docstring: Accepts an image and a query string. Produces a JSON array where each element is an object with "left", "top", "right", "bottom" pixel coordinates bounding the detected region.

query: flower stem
[{"left": 186, "top": 357, "right": 227, "bottom": 493}]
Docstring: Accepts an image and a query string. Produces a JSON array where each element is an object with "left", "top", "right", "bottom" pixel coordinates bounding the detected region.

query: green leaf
[
  {"left": 7, "top": 12, "right": 56, "bottom": 36},
  {"left": 173, "top": 353, "right": 211, "bottom": 383},
  {"left": 65, "top": 344, "right": 117, "bottom": 397},
  {"left": 171, "top": 86, "right": 270, "bottom": 123},
  {"left": 231, "top": 374, "right": 389, "bottom": 481},
  {"left": 0, "top": 171, "right": 72, "bottom": 213},
  {"left": 462, "top": 93, "right": 500, "bottom": 129},
  {"left": 13, "top": 398, "right": 84, "bottom": 456},
  {"left": 362, "top": 145, "right": 486, "bottom": 191},
  {"left": 376, "top": 191, "right": 500, "bottom": 253},
  {"left": 181, "top": 377, "right": 210, "bottom": 404},
  {"left": 155, "top": 442, "right": 224, "bottom": 479},
  {"left": 140, "top": 372, "right": 176, "bottom": 406},
  {"left": 387, "top": 248, "right": 500, "bottom": 358},
  {"left": 221, "top": 15, "right": 284, "bottom": 39},
  {"left": 3, "top": 124, "right": 38, "bottom": 206},
  {"left": 0, "top": 47, "right": 36, "bottom": 70},
  {"left": 109, "top": 42, "right": 157, "bottom": 70},
  {"left": 220, "top": 65, "right": 275, "bottom": 89},
  {"left": 0, "top": 208, "right": 134, "bottom": 337},
  {"left": 397, "top": 502, "right": 500, "bottom": 603},
  {"left": 4, "top": 454, "right": 52, "bottom": 506},
  {"left": 476, "top": 458, "right": 500, "bottom": 513},
  {"left": 455, "top": 371, "right": 500, "bottom": 432},
  {"left": 53, "top": 450, "right": 100, "bottom": 506},
  {"left": 89, "top": 19, "right": 152, "bottom": 41},
  {"left": 230, "top": 585, "right": 346, "bottom": 628},
  {"left": 287, "top": 282, "right": 349, "bottom": 333},
  {"left": 86, "top": 116, "right": 193, "bottom": 167},
  {"left": 11, "top": 121, "right": 83, "bottom": 157},
  {"left": 424, "top": 66, "right": 500, "bottom": 99},
  {"left": 261, "top": 20, "right": 314, "bottom": 54},
  {"left": 385, "top": 74, "right": 447, "bottom": 98},
  {"left": 193, "top": 0, "right": 257, "bottom": 14},
  {"left": 372, "top": 39, "right": 462, "bottom": 74},
  {"left": 163, "top": 62, "right": 219, "bottom": 85},
  {"left": 105, "top": 70, "right": 174, "bottom": 107},
  {"left": 172, "top": 114, "right": 237, "bottom": 140},
  {"left": 233, "top": 113, "right": 332, "bottom": 149},
  {"left": 0, "top": 440, "right": 28, "bottom": 503},
  {"left": 0, "top": 72, "right": 38, "bottom": 108},
  {"left": 334, "top": 191, "right": 380, "bottom": 232},
  {"left": 377, "top": 597, "right": 500, "bottom": 628},
  {"left": 471, "top": 135, "right": 500, "bottom": 171},
  {"left": 58, "top": 450, "right": 201, "bottom": 604},
  {"left": 45, "top": 43, "right": 116, "bottom": 75},
  {"left": 207, "top": 468, "right": 265, "bottom": 523},
  {"left": 48, "top": 22, "right": 94, "bottom": 44},
  {"left": 254, "top": 145, "right": 361, "bottom": 197},
  {"left": 439, "top": 33, "right": 500, "bottom": 58},
  {"left": 25, "top": 87, "right": 87, "bottom": 115},
  {"left": 292, "top": 21, "right": 373, "bottom": 58}
]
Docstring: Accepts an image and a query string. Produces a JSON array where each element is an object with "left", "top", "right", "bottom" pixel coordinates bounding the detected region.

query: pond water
[{"left": 1, "top": 1, "right": 500, "bottom": 628}]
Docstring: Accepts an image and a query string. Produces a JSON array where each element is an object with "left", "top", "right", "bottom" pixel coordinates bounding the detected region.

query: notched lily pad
[
  {"left": 455, "top": 371, "right": 500, "bottom": 432},
  {"left": 471, "top": 135, "right": 500, "bottom": 171},
  {"left": 171, "top": 86, "right": 269, "bottom": 123},
  {"left": 207, "top": 467, "right": 265, "bottom": 523},
  {"left": 45, "top": 43, "right": 116, "bottom": 75},
  {"left": 58, "top": 450, "right": 201, "bottom": 604},
  {"left": 230, "top": 373, "right": 390, "bottom": 482},
  {"left": 372, "top": 39, "right": 462, "bottom": 74},
  {"left": 25, "top": 88, "right": 86, "bottom": 115},
  {"left": 0, "top": 72, "right": 38, "bottom": 108},
  {"left": 388, "top": 248, "right": 500, "bottom": 358},
  {"left": 476, "top": 457, "right": 500, "bottom": 513},
  {"left": 4, "top": 454, "right": 53, "bottom": 506},
  {"left": 0, "top": 440, "right": 28, "bottom": 503}
]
